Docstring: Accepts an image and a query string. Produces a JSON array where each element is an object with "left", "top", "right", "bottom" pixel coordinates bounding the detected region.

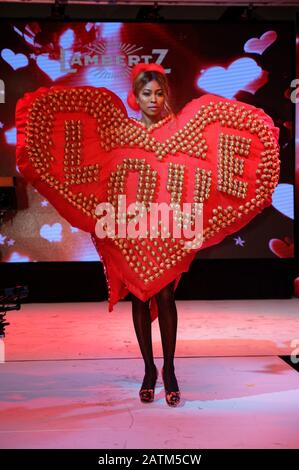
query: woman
[
  {"left": 16, "top": 62, "right": 280, "bottom": 410},
  {"left": 127, "top": 63, "right": 181, "bottom": 407}
]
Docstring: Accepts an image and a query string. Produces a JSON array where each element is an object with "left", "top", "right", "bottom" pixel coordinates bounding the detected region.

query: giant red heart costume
[{"left": 16, "top": 86, "right": 280, "bottom": 321}]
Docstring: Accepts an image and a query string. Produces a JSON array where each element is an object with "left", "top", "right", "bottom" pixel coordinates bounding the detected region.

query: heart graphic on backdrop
[
  {"left": 272, "top": 183, "right": 294, "bottom": 219},
  {"left": 197, "top": 58, "right": 265, "bottom": 99},
  {"left": 40, "top": 223, "right": 63, "bottom": 242},
  {"left": 244, "top": 31, "right": 277, "bottom": 55},
  {"left": 36, "top": 54, "right": 70, "bottom": 81},
  {"left": 7, "top": 252, "right": 31, "bottom": 263},
  {"left": 1, "top": 48, "right": 28, "bottom": 70},
  {"left": 269, "top": 237, "right": 294, "bottom": 258},
  {"left": 16, "top": 85, "right": 280, "bottom": 304}
]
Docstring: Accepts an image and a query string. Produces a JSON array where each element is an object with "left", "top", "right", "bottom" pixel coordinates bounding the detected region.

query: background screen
[{"left": 0, "top": 20, "right": 294, "bottom": 262}]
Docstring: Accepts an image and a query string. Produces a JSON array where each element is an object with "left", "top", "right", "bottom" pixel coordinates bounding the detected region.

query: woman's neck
[{"left": 140, "top": 113, "right": 163, "bottom": 128}]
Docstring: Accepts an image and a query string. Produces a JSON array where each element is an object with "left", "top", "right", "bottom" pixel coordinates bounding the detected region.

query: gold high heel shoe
[
  {"left": 161, "top": 367, "right": 181, "bottom": 407},
  {"left": 139, "top": 365, "right": 158, "bottom": 403}
]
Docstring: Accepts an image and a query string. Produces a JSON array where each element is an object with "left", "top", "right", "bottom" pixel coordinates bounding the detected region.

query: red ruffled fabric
[{"left": 16, "top": 85, "right": 280, "bottom": 322}]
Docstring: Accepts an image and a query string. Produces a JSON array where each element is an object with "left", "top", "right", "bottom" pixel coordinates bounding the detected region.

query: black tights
[{"left": 131, "top": 280, "right": 179, "bottom": 391}]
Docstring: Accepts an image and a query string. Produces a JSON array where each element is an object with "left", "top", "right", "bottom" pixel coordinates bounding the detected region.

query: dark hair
[{"left": 133, "top": 70, "right": 175, "bottom": 118}]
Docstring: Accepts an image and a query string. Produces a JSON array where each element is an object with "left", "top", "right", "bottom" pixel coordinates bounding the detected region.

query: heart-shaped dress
[{"left": 16, "top": 86, "right": 280, "bottom": 321}]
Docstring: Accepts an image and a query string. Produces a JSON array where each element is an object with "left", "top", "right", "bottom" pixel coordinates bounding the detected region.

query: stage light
[
  {"left": 136, "top": 2, "right": 164, "bottom": 21},
  {"left": 0, "top": 285, "right": 29, "bottom": 337},
  {"left": 219, "top": 5, "right": 260, "bottom": 23},
  {"left": 51, "top": 0, "right": 69, "bottom": 20},
  {"left": 3, "top": 285, "right": 29, "bottom": 301},
  {"left": 0, "top": 176, "right": 17, "bottom": 227}
]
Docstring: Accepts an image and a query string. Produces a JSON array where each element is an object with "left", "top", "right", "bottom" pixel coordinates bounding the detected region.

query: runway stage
[{"left": 1, "top": 298, "right": 299, "bottom": 449}]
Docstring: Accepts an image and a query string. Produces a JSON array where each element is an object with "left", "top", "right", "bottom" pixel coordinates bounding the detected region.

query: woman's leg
[
  {"left": 155, "top": 280, "right": 179, "bottom": 392},
  {"left": 131, "top": 293, "right": 157, "bottom": 388}
]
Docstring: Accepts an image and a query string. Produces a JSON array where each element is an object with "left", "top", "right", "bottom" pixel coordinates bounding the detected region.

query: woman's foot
[
  {"left": 139, "top": 365, "right": 158, "bottom": 403},
  {"left": 161, "top": 366, "right": 181, "bottom": 407}
]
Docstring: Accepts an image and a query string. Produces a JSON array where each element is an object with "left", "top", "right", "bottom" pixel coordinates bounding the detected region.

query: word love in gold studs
[{"left": 16, "top": 86, "right": 280, "bottom": 246}]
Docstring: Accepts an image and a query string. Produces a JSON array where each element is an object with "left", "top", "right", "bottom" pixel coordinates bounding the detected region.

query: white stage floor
[{"left": 1, "top": 299, "right": 299, "bottom": 449}]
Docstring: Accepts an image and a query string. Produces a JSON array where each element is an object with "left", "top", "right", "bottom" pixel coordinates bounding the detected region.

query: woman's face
[{"left": 137, "top": 80, "right": 165, "bottom": 118}]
